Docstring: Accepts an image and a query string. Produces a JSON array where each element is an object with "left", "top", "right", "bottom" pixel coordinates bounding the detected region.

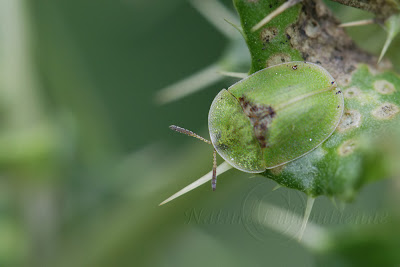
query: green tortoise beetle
[{"left": 170, "top": 61, "right": 344, "bottom": 191}]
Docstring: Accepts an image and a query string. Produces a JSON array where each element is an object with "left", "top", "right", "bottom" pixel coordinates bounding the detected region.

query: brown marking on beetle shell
[{"left": 238, "top": 95, "right": 276, "bottom": 148}]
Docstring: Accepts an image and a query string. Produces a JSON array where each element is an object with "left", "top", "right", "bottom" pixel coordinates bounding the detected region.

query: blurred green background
[{"left": 0, "top": 0, "right": 399, "bottom": 266}]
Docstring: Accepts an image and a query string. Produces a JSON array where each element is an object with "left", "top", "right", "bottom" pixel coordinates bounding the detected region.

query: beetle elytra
[{"left": 170, "top": 62, "right": 344, "bottom": 190}]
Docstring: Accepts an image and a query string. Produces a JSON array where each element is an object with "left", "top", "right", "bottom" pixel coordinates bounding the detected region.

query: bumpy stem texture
[{"left": 234, "top": 0, "right": 400, "bottom": 200}]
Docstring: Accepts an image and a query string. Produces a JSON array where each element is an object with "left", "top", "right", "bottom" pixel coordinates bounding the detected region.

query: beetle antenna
[
  {"left": 169, "top": 125, "right": 212, "bottom": 145},
  {"left": 212, "top": 149, "right": 217, "bottom": 191},
  {"left": 170, "top": 125, "right": 219, "bottom": 191}
]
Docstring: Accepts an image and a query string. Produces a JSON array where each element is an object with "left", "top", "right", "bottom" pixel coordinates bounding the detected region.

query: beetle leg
[
  {"left": 169, "top": 125, "right": 212, "bottom": 144},
  {"left": 212, "top": 149, "right": 217, "bottom": 191}
]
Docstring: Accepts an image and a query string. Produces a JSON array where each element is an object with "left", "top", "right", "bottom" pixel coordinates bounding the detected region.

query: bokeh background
[{"left": 0, "top": 0, "right": 399, "bottom": 266}]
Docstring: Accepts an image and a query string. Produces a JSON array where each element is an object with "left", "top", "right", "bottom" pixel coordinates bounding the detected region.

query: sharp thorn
[
  {"left": 252, "top": 0, "right": 302, "bottom": 32},
  {"left": 297, "top": 196, "right": 315, "bottom": 242},
  {"left": 159, "top": 162, "right": 232, "bottom": 206},
  {"left": 378, "top": 14, "right": 400, "bottom": 63},
  {"left": 155, "top": 63, "right": 223, "bottom": 105},
  {"left": 339, "top": 18, "right": 375, "bottom": 28},
  {"left": 217, "top": 70, "right": 248, "bottom": 79},
  {"left": 272, "top": 184, "right": 282, "bottom": 191}
]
